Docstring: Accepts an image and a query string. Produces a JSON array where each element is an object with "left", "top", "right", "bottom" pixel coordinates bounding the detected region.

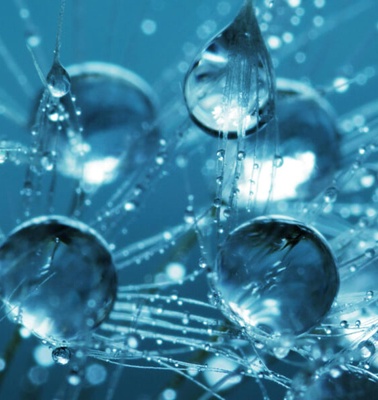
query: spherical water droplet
[
  {"left": 0, "top": 215, "right": 117, "bottom": 344},
  {"left": 50, "top": 62, "right": 159, "bottom": 189},
  {"left": 184, "top": 1, "right": 275, "bottom": 138},
  {"left": 207, "top": 78, "right": 340, "bottom": 206},
  {"left": 46, "top": 61, "right": 71, "bottom": 98},
  {"left": 358, "top": 340, "right": 375, "bottom": 359},
  {"left": 52, "top": 347, "right": 71, "bottom": 365},
  {"left": 271, "top": 78, "right": 339, "bottom": 201},
  {"left": 212, "top": 215, "right": 339, "bottom": 337}
]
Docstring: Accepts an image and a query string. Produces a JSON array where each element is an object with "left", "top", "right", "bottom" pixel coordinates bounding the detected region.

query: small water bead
[
  {"left": 358, "top": 340, "right": 375, "bottom": 359},
  {"left": 52, "top": 347, "right": 71, "bottom": 365},
  {"left": 48, "top": 62, "right": 159, "bottom": 189},
  {"left": 184, "top": 0, "right": 275, "bottom": 138},
  {"left": 0, "top": 215, "right": 117, "bottom": 344},
  {"left": 285, "top": 365, "right": 378, "bottom": 399},
  {"left": 46, "top": 61, "right": 71, "bottom": 98},
  {"left": 212, "top": 215, "right": 339, "bottom": 337}
]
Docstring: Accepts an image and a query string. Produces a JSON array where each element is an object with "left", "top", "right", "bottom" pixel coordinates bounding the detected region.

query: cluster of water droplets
[{"left": 0, "top": 0, "right": 377, "bottom": 399}]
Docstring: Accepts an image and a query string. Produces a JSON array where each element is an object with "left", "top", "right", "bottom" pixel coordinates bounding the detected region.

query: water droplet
[
  {"left": 52, "top": 347, "right": 71, "bottom": 365},
  {"left": 49, "top": 62, "right": 159, "bottom": 190},
  {"left": 212, "top": 215, "right": 339, "bottom": 337},
  {"left": 199, "top": 257, "right": 208, "bottom": 269},
  {"left": 184, "top": 1, "right": 275, "bottom": 138},
  {"left": 41, "top": 152, "right": 54, "bottom": 171},
  {"left": 46, "top": 61, "right": 71, "bottom": 98},
  {"left": 124, "top": 201, "right": 136, "bottom": 212},
  {"left": 0, "top": 216, "right": 117, "bottom": 343},
  {"left": 358, "top": 340, "right": 375, "bottom": 359},
  {"left": 324, "top": 186, "right": 338, "bottom": 203},
  {"left": 216, "top": 149, "right": 225, "bottom": 161},
  {"left": 340, "top": 320, "right": 348, "bottom": 328}
]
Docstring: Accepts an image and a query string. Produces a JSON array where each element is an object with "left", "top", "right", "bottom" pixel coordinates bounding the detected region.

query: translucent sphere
[
  {"left": 285, "top": 365, "right": 378, "bottom": 399},
  {"left": 56, "top": 62, "right": 159, "bottom": 189},
  {"left": 0, "top": 215, "right": 117, "bottom": 344},
  {"left": 212, "top": 216, "right": 339, "bottom": 337},
  {"left": 272, "top": 78, "right": 340, "bottom": 200}
]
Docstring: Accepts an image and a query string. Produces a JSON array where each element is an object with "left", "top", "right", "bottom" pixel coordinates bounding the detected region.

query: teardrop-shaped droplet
[
  {"left": 46, "top": 60, "right": 71, "bottom": 98},
  {"left": 184, "top": 0, "right": 275, "bottom": 138}
]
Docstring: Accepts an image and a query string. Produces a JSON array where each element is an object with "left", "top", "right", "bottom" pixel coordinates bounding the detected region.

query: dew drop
[
  {"left": 184, "top": 0, "right": 275, "bottom": 138},
  {"left": 0, "top": 215, "right": 117, "bottom": 344},
  {"left": 212, "top": 215, "right": 339, "bottom": 337},
  {"left": 324, "top": 186, "right": 338, "bottom": 204},
  {"left": 358, "top": 340, "right": 375, "bottom": 359},
  {"left": 46, "top": 61, "right": 71, "bottom": 98},
  {"left": 48, "top": 62, "right": 159, "bottom": 190},
  {"left": 52, "top": 347, "right": 71, "bottom": 365}
]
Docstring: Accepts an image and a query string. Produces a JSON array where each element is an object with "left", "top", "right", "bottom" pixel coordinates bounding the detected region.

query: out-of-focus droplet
[
  {"left": 55, "top": 62, "right": 159, "bottom": 190},
  {"left": 204, "top": 78, "right": 340, "bottom": 206},
  {"left": 211, "top": 215, "right": 339, "bottom": 338},
  {"left": 184, "top": 0, "right": 275, "bottom": 138},
  {"left": 0, "top": 215, "right": 117, "bottom": 344}
]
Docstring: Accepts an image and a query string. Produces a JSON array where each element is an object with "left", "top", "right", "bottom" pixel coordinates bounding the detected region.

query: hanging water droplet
[
  {"left": 212, "top": 215, "right": 339, "bottom": 338},
  {"left": 46, "top": 61, "right": 71, "bottom": 98},
  {"left": 52, "top": 347, "right": 71, "bottom": 365},
  {"left": 184, "top": 0, "right": 275, "bottom": 138},
  {"left": 0, "top": 215, "right": 117, "bottom": 344}
]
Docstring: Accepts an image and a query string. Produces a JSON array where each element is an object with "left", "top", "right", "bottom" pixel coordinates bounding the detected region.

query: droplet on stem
[
  {"left": 184, "top": 0, "right": 275, "bottom": 138},
  {"left": 211, "top": 215, "right": 339, "bottom": 338}
]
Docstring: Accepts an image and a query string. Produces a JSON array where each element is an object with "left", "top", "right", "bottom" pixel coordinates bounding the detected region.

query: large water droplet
[
  {"left": 0, "top": 215, "right": 117, "bottom": 344},
  {"left": 184, "top": 0, "right": 275, "bottom": 138},
  {"left": 206, "top": 78, "right": 340, "bottom": 206},
  {"left": 46, "top": 61, "right": 71, "bottom": 98},
  {"left": 211, "top": 215, "right": 339, "bottom": 337},
  {"left": 53, "top": 62, "right": 159, "bottom": 189}
]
